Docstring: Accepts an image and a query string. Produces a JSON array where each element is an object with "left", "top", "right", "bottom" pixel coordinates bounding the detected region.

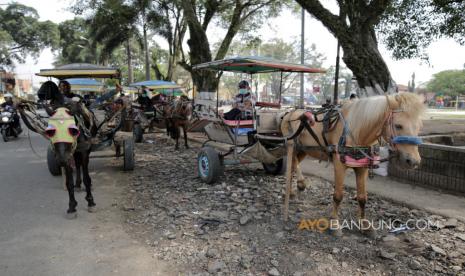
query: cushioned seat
[{"left": 223, "top": 119, "right": 254, "bottom": 128}]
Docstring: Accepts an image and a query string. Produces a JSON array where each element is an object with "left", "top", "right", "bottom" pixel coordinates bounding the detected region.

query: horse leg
[
  {"left": 183, "top": 124, "right": 189, "bottom": 149},
  {"left": 64, "top": 164, "right": 78, "bottom": 219},
  {"left": 330, "top": 159, "right": 347, "bottom": 236},
  {"left": 74, "top": 152, "right": 82, "bottom": 191},
  {"left": 354, "top": 167, "right": 375, "bottom": 237},
  {"left": 295, "top": 152, "right": 309, "bottom": 191},
  {"left": 82, "top": 150, "right": 96, "bottom": 212}
]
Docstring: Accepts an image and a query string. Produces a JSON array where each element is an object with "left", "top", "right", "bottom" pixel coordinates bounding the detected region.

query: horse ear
[{"left": 387, "top": 94, "right": 401, "bottom": 109}]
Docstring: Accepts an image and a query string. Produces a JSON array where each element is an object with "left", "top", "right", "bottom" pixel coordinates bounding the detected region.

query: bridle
[{"left": 381, "top": 95, "right": 422, "bottom": 152}]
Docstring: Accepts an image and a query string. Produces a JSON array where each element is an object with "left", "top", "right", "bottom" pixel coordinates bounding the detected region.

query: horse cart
[
  {"left": 191, "top": 57, "right": 325, "bottom": 184},
  {"left": 128, "top": 80, "right": 183, "bottom": 143},
  {"left": 34, "top": 63, "right": 135, "bottom": 175}
]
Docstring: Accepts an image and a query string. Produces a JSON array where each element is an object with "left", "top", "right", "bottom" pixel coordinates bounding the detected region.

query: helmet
[
  {"left": 238, "top": 80, "right": 250, "bottom": 89},
  {"left": 4, "top": 93, "right": 13, "bottom": 99}
]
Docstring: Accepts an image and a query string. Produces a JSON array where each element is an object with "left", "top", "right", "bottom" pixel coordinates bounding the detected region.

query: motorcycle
[{"left": 0, "top": 106, "right": 22, "bottom": 142}]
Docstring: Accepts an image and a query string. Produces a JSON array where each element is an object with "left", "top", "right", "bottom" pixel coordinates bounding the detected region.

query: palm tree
[{"left": 88, "top": 0, "right": 153, "bottom": 83}]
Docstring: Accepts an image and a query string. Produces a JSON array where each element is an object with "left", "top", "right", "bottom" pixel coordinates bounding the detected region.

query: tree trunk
[
  {"left": 143, "top": 24, "right": 150, "bottom": 80},
  {"left": 126, "top": 40, "right": 133, "bottom": 85},
  {"left": 340, "top": 29, "right": 396, "bottom": 96},
  {"left": 296, "top": 0, "right": 396, "bottom": 97}
]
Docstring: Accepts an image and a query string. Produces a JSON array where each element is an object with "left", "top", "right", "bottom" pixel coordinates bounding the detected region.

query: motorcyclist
[{"left": 1, "top": 93, "right": 21, "bottom": 132}]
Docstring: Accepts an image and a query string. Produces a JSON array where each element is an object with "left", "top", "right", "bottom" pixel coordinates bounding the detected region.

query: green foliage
[
  {"left": 0, "top": 3, "right": 59, "bottom": 67},
  {"left": 426, "top": 70, "right": 465, "bottom": 96},
  {"left": 379, "top": 0, "right": 465, "bottom": 60},
  {"left": 55, "top": 18, "right": 101, "bottom": 65}
]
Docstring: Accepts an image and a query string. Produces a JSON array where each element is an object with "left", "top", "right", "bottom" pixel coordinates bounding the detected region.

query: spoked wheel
[
  {"left": 133, "top": 123, "right": 143, "bottom": 143},
  {"left": 197, "top": 147, "right": 223, "bottom": 184},
  {"left": 47, "top": 144, "right": 62, "bottom": 176},
  {"left": 262, "top": 158, "right": 286, "bottom": 175},
  {"left": 123, "top": 138, "right": 135, "bottom": 171}
]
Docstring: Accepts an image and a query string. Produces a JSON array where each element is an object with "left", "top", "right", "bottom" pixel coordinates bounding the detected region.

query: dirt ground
[{"left": 121, "top": 134, "right": 465, "bottom": 276}]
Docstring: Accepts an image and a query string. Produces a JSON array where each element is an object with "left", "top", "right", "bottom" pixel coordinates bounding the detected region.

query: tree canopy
[
  {"left": 55, "top": 18, "right": 101, "bottom": 66},
  {"left": 0, "top": 3, "right": 58, "bottom": 67},
  {"left": 427, "top": 70, "right": 465, "bottom": 96},
  {"left": 379, "top": 0, "right": 465, "bottom": 60}
]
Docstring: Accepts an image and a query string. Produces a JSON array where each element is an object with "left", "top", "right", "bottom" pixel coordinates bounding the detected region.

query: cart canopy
[
  {"left": 129, "top": 80, "right": 181, "bottom": 89},
  {"left": 36, "top": 63, "right": 120, "bottom": 79},
  {"left": 65, "top": 78, "right": 104, "bottom": 92},
  {"left": 129, "top": 80, "right": 184, "bottom": 96},
  {"left": 192, "top": 56, "right": 326, "bottom": 74}
]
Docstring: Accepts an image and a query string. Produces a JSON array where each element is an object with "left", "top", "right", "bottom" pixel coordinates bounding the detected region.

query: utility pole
[
  {"left": 300, "top": 7, "right": 305, "bottom": 109},
  {"left": 333, "top": 42, "right": 340, "bottom": 104}
]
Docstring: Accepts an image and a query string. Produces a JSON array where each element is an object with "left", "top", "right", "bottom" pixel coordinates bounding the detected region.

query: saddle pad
[
  {"left": 344, "top": 155, "right": 381, "bottom": 168},
  {"left": 223, "top": 119, "right": 254, "bottom": 127}
]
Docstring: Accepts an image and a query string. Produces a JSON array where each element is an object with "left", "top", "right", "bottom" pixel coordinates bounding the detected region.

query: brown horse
[
  {"left": 164, "top": 95, "right": 192, "bottom": 150},
  {"left": 280, "top": 93, "right": 425, "bottom": 235}
]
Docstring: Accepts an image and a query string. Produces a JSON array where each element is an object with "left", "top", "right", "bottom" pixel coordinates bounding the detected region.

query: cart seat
[{"left": 223, "top": 119, "right": 254, "bottom": 128}]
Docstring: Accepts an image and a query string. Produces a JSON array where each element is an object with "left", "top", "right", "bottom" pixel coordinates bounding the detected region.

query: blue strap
[{"left": 392, "top": 136, "right": 422, "bottom": 145}]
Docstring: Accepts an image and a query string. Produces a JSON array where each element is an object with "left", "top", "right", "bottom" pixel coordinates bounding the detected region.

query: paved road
[{"left": 0, "top": 129, "right": 172, "bottom": 276}]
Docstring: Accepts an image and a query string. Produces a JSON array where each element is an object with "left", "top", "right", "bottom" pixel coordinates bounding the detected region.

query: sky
[{"left": 6, "top": 0, "right": 465, "bottom": 88}]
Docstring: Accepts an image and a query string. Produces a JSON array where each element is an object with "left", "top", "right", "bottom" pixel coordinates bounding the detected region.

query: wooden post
[{"left": 283, "top": 142, "right": 295, "bottom": 221}]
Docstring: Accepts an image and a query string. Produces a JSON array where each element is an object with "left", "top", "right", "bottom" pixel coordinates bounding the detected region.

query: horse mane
[{"left": 344, "top": 93, "right": 425, "bottom": 143}]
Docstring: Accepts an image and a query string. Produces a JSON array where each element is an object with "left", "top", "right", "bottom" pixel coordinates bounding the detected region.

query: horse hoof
[
  {"left": 66, "top": 212, "right": 77, "bottom": 219},
  {"left": 297, "top": 181, "right": 306, "bottom": 191},
  {"left": 88, "top": 206, "right": 97, "bottom": 213}
]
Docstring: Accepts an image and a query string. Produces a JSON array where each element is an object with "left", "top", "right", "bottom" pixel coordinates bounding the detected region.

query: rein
[{"left": 287, "top": 95, "right": 422, "bottom": 177}]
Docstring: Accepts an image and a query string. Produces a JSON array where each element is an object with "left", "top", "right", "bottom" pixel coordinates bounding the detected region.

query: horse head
[
  {"left": 383, "top": 93, "right": 425, "bottom": 169},
  {"left": 45, "top": 108, "right": 80, "bottom": 166}
]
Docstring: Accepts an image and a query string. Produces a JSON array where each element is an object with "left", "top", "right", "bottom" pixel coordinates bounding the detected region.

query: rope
[{"left": 27, "top": 128, "right": 44, "bottom": 159}]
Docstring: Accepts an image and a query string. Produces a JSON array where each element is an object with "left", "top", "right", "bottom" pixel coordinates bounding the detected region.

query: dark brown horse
[
  {"left": 164, "top": 95, "right": 192, "bottom": 150},
  {"left": 19, "top": 101, "right": 98, "bottom": 219}
]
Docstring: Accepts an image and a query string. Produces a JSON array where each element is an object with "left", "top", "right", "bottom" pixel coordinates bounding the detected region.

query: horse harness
[{"left": 286, "top": 98, "right": 422, "bottom": 178}]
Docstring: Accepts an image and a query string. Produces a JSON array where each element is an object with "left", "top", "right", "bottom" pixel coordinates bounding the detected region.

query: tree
[
  {"left": 55, "top": 18, "right": 101, "bottom": 66},
  {"left": 427, "top": 70, "right": 465, "bottom": 97},
  {"left": 147, "top": 0, "right": 187, "bottom": 81},
  {"left": 180, "top": 0, "right": 288, "bottom": 92},
  {"left": 0, "top": 3, "right": 58, "bottom": 67},
  {"left": 73, "top": 0, "right": 154, "bottom": 83},
  {"left": 296, "top": 0, "right": 397, "bottom": 96},
  {"left": 84, "top": 0, "right": 142, "bottom": 84},
  {"left": 379, "top": 0, "right": 465, "bottom": 60}
]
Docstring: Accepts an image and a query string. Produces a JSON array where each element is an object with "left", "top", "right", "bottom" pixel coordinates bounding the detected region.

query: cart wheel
[
  {"left": 1, "top": 129, "right": 8, "bottom": 142},
  {"left": 133, "top": 123, "right": 143, "bottom": 143},
  {"left": 197, "top": 147, "right": 223, "bottom": 184},
  {"left": 123, "top": 138, "right": 135, "bottom": 171},
  {"left": 262, "top": 158, "right": 286, "bottom": 175},
  {"left": 47, "top": 144, "right": 61, "bottom": 176}
]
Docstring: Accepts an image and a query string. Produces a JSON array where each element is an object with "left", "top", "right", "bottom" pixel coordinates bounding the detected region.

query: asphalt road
[{"left": 0, "top": 129, "right": 172, "bottom": 276}]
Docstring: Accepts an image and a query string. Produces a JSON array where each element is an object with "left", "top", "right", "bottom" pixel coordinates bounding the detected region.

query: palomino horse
[
  {"left": 20, "top": 103, "right": 98, "bottom": 219},
  {"left": 164, "top": 95, "right": 193, "bottom": 150},
  {"left": 280, "top": 93, "right": 424, "bottom": 235}
]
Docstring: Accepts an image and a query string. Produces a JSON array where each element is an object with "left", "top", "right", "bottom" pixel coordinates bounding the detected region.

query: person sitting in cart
[
  {"left": 137, "top": 86, "right": 154, "bottom": 111},
  {"left": 59, "top": 80, "right": 83, "bottom": 104},
  {"left": 223, "top": 80, "right": 255, "bottom": 120}
]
